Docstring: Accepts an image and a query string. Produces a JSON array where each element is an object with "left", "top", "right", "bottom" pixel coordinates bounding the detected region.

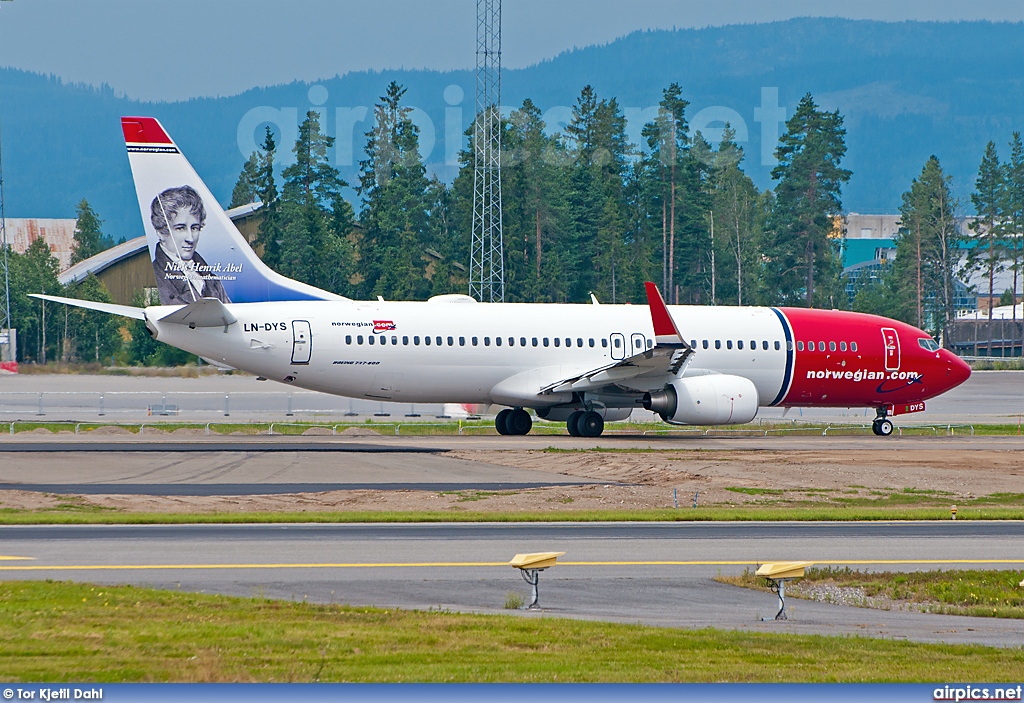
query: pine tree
[
  {"left": 969, "top": 141, "right": 1006, "bottom": 321},
  {"left": 768, "top": 93, "right": 851, "bottom": 307},
  {"left": 71, "top": 199, "right": 112, "bottom": 264},
  {"left": 708, "top": 126, "right": 764, "bottom": 306},
  {"left": 357, "top": 82, "right": 433, "bottom": 299},
  {"left": 230, "top": 151, "right": 260, "bottom": 208},
  {"left": 253, "top": 127, "right": 282, "bottom": 268},
  {"left": 1006, "top": 132, "right": 1024, "bottom": 321},
  {"left": 894, "top": 156, "right": 963, "bottom": 341},
  {"left": 277, "top": 111, "right": 352, "bottom": 293}
]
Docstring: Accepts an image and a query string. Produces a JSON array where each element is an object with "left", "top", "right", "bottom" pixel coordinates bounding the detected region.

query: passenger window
[
  {"left": 459, "top": 337, "right": 465, "bottom": 346},
  {"left": 510, "top": 337, "right": 516, "bottom": 347},
  {"left": 357, "top": 335, "right": 364, "bottom": 345},
  {"left": 647, "top": 339, "right": 653, "bottom": 349},
  {"left": 751, "top": 341, "right": 756, "bottom": 350},
  {"left": 589, "top": 338, "right": 595, "bottom": 347},
  {"left": 424, "top": 336, "right": 430, "bottom": 346},
  {"left": 391, "top": 336, "right": 397, "bottom": 345},
  {"left": 554, "top": 338, "right": 560, "bottom": 347},
  {"left": 436, "top": 336, "right": 442, "bottom": 346},
  {"left": 532, "top": 337, "right": 538, "bottom": 347},
  {"left": 345, "top": 335, "right": 352, "bottom": 344},
  {"left": 762, "top": 341, "right": 768, "bottom": 350},
  {"left": 840, "top": 341, "right": 847, "bottom": 352},
  {"left": 521, "top": 337, "right": 527, "bottom": 347},
  {"left": 635, "top": 338, "right": 642, "bottom": 349},
  {"left": 472, "top": 337, "right": 478, "bottom": 346},
  {"left": 797, "top": 341, "right": 804, "bottom": 351},
  {"left": 496, "top": 337, "right": 502, "bottom": 346},
  {"left": 447, "top": 336, "right": 454, "bottom": 346},
  {"left": 818, "top": 342, "right": 825, "bottom": 352},
  {"left": 778, "top": 341, "right": 784, "bottom": 351},
  {"left": 829, "top": 341, "right": 836, "bottom": 352},
  {"left": 413, "top": 336, "right": 419, "bottom": 345},
  {"left": 613, "top": 338, "right": 621, "bottom": 348},
  {"left": 851, "top": 341, "right": 858, "bottom": 352},
  {"left": 544, "top": 338, "right": 550, "bottom": 347},
  {"left": 737, "top": 340, "right": 744, "bottom": 350},
  {"left": 577, "top": 338, "right": 583, "bottom": 347},
  {"left": 702, "top": 340, "right": 709, "bottom": 349},
  {"left": 484, "top": 337, "right": 490, "bottom": 346},
  {"left": 563, "top": 338, "right": 570, "bottom": 347},
  {"left": 403, "top": 336, "right": 409, "bottom": 345},
  {"left": 691, "top": 340, "right": 697, "bottom": 348},
  {"left": 369, "top": 336, "right": 375, "bottom": 345},
  {"left": 380, "top": 336, "right": 386, "bottom": 345},
  {"left": 601, "top": 338, "right": 608, "bottom": 348},
  {"left": 726, "top": 340, "right": 733, "bottom": 350},
  {"left": 715, "top": 340, "right": 721, "bottom": 349}
]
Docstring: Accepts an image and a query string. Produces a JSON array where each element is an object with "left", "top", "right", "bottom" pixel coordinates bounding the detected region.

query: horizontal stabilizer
[
  {"left": 29, "top": 294, "right": 146, "bottom": 320},
  {"left": 158, "top": 297, "right": 237, "bottom": 328}
]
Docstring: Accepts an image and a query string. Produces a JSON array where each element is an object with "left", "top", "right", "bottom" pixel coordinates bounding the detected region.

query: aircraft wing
[
  {"left": 29, "top": 294, "right": 146, "bottom": 320},
  {"left": 538, "top": 282, "right": 694, "bottom": 395}
]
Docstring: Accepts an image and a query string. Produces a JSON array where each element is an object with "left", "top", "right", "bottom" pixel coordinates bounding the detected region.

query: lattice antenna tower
[{"left": 469, "top": 0, "right": 504, "bottom": 302}]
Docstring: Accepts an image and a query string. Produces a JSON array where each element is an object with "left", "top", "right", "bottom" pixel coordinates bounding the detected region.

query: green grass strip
[{"left": 1, "top": 580, "right": 1022, "bottom": 682}]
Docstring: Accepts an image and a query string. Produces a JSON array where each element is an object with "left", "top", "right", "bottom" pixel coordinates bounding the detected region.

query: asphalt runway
[
  {"left": 1, "top": 521, "right": 1023, "bottom": 647},
  {"left": 1, "top": 369, "right": 1023, "bottom": 424},
  {"left": 0, "top": 443, "right": 594, "bottom": 494}
]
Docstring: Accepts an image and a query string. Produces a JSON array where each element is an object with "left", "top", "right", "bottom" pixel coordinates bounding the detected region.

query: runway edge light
[
  {"left": 756, "top": 561, "right": 814, "bottom": 621},
  {"left": 509, "top": 552, "right": 565, "bottom": 610}
]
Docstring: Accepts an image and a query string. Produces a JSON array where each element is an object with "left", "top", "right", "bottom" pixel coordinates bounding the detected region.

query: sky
[{"left": 1, "top": 0, "right": 1023, "bottom": 102}]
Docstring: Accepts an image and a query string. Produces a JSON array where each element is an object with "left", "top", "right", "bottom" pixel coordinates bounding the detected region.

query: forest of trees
[{"left": 3, "top": 80, "right": 1022, "bottom": 365}]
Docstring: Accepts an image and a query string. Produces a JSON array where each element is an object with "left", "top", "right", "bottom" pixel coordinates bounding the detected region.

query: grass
[
  {"left": 0, "top": 505, "right": 1023, "bottom": 525},
  {"left": 3, "top": 419, "right": 1018, "bottom": 436},
  {"left": 721, "top": 567, "right": 1024, "bottom": 620},
  {"left": 2, "top": 580, "right": 1023, "bottom": 682}
]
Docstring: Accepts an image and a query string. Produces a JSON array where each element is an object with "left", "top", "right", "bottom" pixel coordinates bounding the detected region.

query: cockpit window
[{"left": 918, "top": 338, "right": 940, "bottom": 352}]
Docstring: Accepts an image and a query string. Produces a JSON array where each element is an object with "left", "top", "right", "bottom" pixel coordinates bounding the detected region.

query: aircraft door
[
  {"left": 631, "top": 333, "right": 647, "bottom": 354},
  {"left": 291, "top": 320, "right": 312, "bottom": 364},
  {"left": 881, "top": 327, "right": 900, "bottom": 370},
  {"left": 610, "top": 332, "right": 626, "bottom": 361}
]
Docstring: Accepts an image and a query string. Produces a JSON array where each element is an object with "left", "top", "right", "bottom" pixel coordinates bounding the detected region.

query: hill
[{"left": 1, "top": 17, "right": 1023, "bottom": 241}]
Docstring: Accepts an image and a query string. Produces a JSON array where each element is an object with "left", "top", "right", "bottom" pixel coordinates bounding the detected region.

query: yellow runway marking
[
  {"left": 1, "top": 558, "right": 1023, "bottom": 571},
  {"left": 0, "top": 556, "right": 33, "bottom": 561}
]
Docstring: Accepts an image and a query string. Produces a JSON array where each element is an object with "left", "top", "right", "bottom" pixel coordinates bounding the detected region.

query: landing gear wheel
[
  {"left": 566, "top": 411, "right": 583, "bottom": 437},
  {"left": 495, "top": 408, "right": 512, "bottom": 435},
  {"left": 506, "top": 408, "right": 533, "bottom": 435},
  {"left": 576, "top": 411, "right": 605, "bottom": 438},
  {"left": 872, "top": 418, "right": 894, "bottom": 436}
]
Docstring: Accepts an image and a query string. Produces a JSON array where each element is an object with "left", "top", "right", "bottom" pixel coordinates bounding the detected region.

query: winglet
[{"left": 644, "top": 282, "right": 686, "bottom": 347}]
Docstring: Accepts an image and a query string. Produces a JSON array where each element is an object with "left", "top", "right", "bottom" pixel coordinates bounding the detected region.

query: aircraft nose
[{"left": 941, "top": 349, "right": 971, "bottom": 390}]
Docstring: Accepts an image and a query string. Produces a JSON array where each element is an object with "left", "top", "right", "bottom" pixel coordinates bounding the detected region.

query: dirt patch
[
  {"left": 87, "top": 426, "right": 134, "bottom": 436},
  {"left": 338, "top": 426, "right": 381, "bottom": 436},
  {"left": 2, "top": 447, "right": 1022, "bottom": 515}
]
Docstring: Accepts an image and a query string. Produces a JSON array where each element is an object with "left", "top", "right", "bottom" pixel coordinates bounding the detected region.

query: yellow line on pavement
[
  {"left": 0, "top": 556, "right": 33, "bottom": 561},
  {"left": 1, "top": 558, "right": 1023, "bottom": 571}
]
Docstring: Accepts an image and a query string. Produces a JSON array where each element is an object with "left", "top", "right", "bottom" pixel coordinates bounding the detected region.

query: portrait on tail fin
[{"left": 150, "top": 185, "right": 231, "bottom": 305}]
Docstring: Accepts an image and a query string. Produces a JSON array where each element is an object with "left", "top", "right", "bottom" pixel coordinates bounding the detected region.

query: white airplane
[{"left": 35, "top": 117, "right": 971, "bottom": 437}]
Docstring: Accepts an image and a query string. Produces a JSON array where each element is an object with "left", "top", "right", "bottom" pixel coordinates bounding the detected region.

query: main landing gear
[
  {"left": 495, "top": 408, "right": 533, "bottom": 436},
  {"left": 566, "top": 410, "right": 605, "bottom": 438},
  {"left": 872, "top": 407, "right": 894, "bottom": 437}
]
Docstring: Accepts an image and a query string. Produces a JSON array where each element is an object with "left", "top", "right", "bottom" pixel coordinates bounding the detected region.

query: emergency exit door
[{"left": 291, "top": 320, "right": 312, "bottom": 364}]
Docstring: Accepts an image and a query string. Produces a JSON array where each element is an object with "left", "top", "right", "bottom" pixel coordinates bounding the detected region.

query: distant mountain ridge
[{"left": 2, "top": 17, "right": 1023, "bottom": 241}]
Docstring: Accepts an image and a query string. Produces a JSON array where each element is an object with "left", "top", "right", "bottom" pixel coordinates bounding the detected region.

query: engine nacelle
[{"left": 643, "top": 375, "right": 759, "bottom": 425}]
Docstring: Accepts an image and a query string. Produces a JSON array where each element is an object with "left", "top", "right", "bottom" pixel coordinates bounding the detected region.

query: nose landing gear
[{"left": 872, "top": 407, "right": 894, "bottom": 436}]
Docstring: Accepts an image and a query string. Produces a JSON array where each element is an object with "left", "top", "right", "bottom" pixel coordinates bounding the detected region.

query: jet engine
[{"left": 643, "top": 375, "right": 759, "bottom": 425}]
